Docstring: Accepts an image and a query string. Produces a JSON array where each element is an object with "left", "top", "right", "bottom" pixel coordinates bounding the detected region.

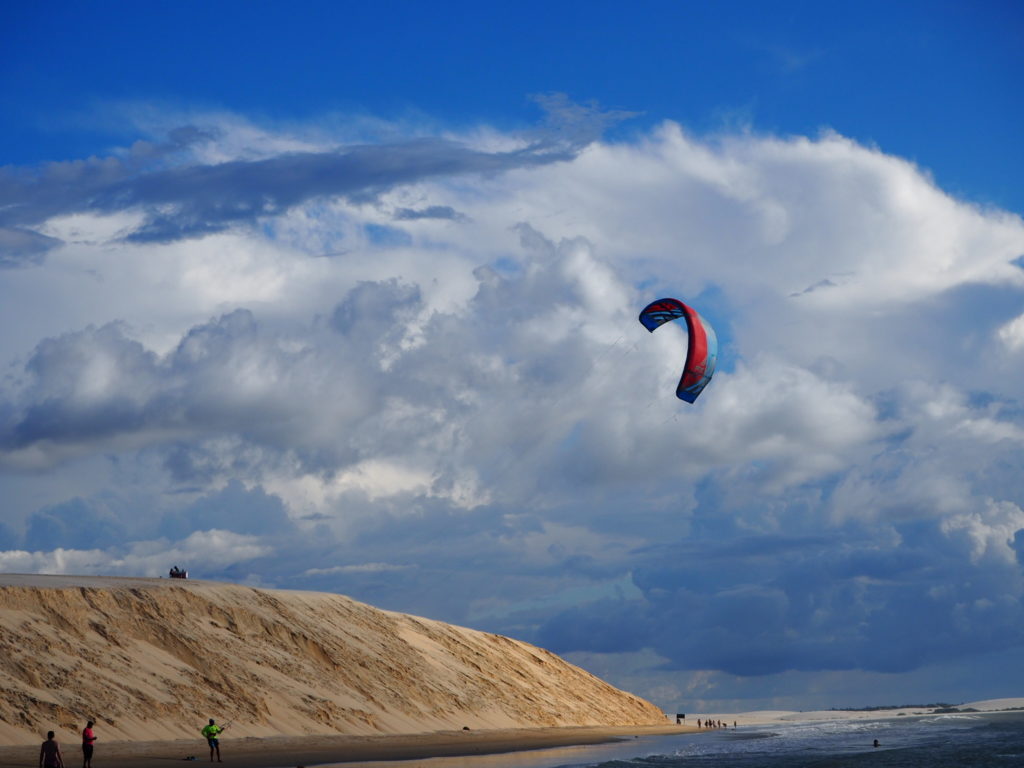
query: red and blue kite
[{"left": 638, "top": 298, "right": 718, "bottom": 403}]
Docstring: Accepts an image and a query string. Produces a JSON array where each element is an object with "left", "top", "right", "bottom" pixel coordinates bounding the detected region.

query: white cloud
[
  {"left": 998, "top": 312, "right": 1024, "bottom": 351},
  {"left": 689, "top": 358, "right": 884, "bottom": 487},
  {"left": 2, "top": 110, "right": 1024, "bottom": 702},
  {"left": 0, "top": 530, "right": 270, "bottom": 577},
  {"left": 303, "top": 562, "right": 413, "bottom": 576},
  {"left": 941, "top": 500, "right": 1024, "bottom": 566}
]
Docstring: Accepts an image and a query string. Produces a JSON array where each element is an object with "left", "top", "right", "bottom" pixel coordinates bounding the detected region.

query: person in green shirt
[{"left": 200, "top": 719, "right": 226, "bottom": 763}]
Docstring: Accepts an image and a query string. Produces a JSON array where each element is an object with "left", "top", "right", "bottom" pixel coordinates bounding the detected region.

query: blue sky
[
  {"left": 5, "top": 1, "right": 1022, "bottom": 209},
  {"left": 2, "top": 1, "right": 1023, "bottom": 713}
]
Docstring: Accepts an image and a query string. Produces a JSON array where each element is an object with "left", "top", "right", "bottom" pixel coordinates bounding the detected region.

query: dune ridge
[{"left": 0, "top": 575, "right": 665, "bottom": 745}]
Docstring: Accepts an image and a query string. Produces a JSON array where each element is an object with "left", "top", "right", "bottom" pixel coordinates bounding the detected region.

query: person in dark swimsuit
[{"left": 40, "top": 731, "right": 64, "bottom": 768}]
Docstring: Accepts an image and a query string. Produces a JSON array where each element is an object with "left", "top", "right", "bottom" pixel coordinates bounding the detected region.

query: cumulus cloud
[
  {"left": 998, "top": 312, "right": 1024, "bottom": 351},
  {"left": 941, "top": 500, "right": 1024, "bottom": 566},
  {"left": 0, "top": 529, "right": 270, "bottom": 577},
  {"left": 1, "top": 108, "right": 1024, "bottom": 708}
]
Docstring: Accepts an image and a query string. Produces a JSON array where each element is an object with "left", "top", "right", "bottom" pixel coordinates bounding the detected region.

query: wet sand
[{"left": 0, "top": 725, "right": 694, "bottom": 768}]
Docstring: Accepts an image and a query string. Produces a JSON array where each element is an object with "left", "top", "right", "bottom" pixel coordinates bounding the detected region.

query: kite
[{"left": 638, "top": 298, "right": 718, "bottom": 403}]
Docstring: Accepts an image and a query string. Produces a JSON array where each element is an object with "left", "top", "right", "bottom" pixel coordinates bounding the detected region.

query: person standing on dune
[
  {"left": 201, "top": 718, "right": 225, "bottom": 763},
  {"left": 40, "top": 731, "right": 64, "bottom": 768},
  {"left": 81, "top": 721, "right": 96, "bottom": 768}
]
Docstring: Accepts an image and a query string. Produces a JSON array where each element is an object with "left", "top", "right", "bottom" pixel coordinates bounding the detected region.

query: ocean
[
  {"left": 383, "top": 711, "right": 1024, "bottom": 768},
  {"left": 578, "top": 712, "right": 1024, "bottom": 768}
]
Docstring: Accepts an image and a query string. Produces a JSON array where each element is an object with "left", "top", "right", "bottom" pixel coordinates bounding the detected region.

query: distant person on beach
[
  {"left": 201, "top": 719, "right": 225, "bottom": 763},
  {"left": 82, "top": 721, "right": 96, "bottom": 768},
  {"left": 40, "top": 731, "right": 64, "bottom": 768}
]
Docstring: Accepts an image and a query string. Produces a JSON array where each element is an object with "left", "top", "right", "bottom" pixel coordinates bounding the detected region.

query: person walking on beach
[
  {"left": 201, "top": 718, "right": 225, "bottom": 763},
  {"left": 81, "top": 721, "right": 96, "bottom": 768},
  {"left": 40, "top": 731, "right": 65, "bottom": 768}
]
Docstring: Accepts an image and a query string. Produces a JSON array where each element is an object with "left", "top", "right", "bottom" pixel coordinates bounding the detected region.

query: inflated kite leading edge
[{"left": 638, "top": 297, "right": 718, "bottom": 403}]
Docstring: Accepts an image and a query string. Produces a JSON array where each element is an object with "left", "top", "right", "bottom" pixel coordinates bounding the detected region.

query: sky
[{"left": 1, "top": 0, "right": 1023, "bottom": 713}]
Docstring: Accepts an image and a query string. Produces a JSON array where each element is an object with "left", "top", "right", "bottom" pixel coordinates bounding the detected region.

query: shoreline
[
  {"left": 0, "top": 725, "right": 694, "bottom": 768},
  {"left": 3, "top": 704, "right": 1022, "bottom": 768}
]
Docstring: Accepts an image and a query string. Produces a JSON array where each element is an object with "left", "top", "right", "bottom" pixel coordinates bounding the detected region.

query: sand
[
  {"left": 0, "top": 725, "right": 694, "bottom": 768},
  {"left": 0, "top": 574, "right": 664, "bottom": 748},
  {"left": 4, "top": 702, "right": 1022, "bottom": 768},
  {"left": 1, "top": 575, "right": 1019, "bottom": 768}
]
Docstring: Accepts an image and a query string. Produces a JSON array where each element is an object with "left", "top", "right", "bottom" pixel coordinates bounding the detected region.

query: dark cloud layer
[
  {"left": 0, "top": 133, "right": 576, "bottom": 254},
  {"left": 393, "top": 205, "right": 466, "bottom": 221},
  {"left": 159, "top": 480, "right": 291, "bottom": 540},
  {"left": 530, "top": 516, "right": 1024, "bottom": 678},
  {"left": 24, "top": 497, "right": 121, "bottom": 552},
  {"left": 0, "top": 227, "right": 63, "bottom": 267}
]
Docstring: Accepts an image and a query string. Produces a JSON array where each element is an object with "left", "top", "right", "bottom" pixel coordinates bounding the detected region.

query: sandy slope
[{"left": 0, "top": 575, "right": 666, "bottom": 745}]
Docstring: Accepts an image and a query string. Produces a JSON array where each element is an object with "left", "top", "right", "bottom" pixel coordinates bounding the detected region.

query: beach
[
  {"left": 1, "top": 577, "right": 1019, "bottom": 768},
  {"left": 7, "top": 702, "right": 1024, "bottom": 768},
  {"left": 0, "top": 724, "right": 694, "bottom": 768},
  {"left": 5, "top": 701, "right": 1024, "bottom": 768}
]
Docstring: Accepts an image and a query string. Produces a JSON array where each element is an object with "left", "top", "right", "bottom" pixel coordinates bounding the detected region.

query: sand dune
[{"left": 0, "top": 574, "right": 666, "bottom": 746}]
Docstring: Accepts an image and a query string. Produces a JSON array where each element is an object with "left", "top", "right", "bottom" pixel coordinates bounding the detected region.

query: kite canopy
[{"left": 638, "top": 298, "right": 718, "bottom": 403}]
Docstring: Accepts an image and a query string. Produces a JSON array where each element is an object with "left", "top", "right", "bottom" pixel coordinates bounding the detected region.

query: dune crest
[{"left": 0, "top": 575, "right": 665, "bottom": 745}]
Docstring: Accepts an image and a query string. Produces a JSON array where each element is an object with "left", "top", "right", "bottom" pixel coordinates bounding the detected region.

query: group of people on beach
[
  {"left": 695, "top": 718, "right": 734, "bottom": 729},
  {"left": 39, "top": 721, "right": 95, "bottom": 768},
  {"left": 38, "top": 718, "right": 227, "bottom": 767}
]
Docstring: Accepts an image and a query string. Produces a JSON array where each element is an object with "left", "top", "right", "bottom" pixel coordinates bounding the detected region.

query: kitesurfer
[{"left": 201, "top": 719, "right": 226, "bottom": 762}]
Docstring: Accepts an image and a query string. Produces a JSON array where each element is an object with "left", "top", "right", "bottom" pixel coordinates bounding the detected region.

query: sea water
[
  {"left": 561, "top": 711, "right": 1024, "bottom": 768},
  {"left": 343, "top": 711, "right": 1024, "bottom": 768}
]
